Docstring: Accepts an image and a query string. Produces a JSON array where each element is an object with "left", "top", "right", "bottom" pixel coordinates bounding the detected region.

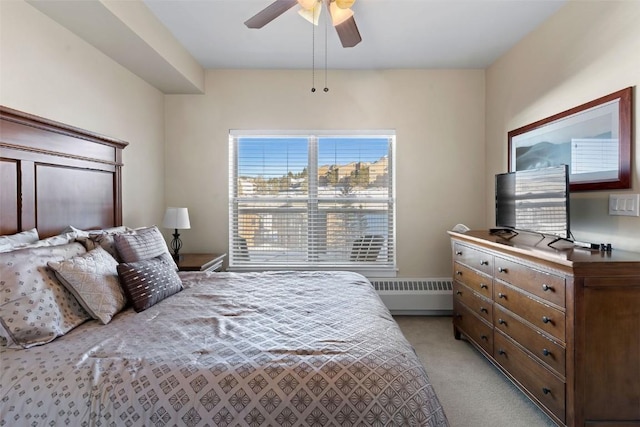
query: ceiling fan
[{"left": 245, "top": 0, "right": 362, "bottom": 48}]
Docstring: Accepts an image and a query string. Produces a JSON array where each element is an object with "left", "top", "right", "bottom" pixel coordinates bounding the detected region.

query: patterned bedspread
[{"left": 1, "top": 271, "right": 448, "bottom": 426}]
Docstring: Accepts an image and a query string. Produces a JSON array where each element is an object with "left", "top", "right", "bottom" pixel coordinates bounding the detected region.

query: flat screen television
[{"left": 495, "top": 165, "right": 571, "bottom": 240}]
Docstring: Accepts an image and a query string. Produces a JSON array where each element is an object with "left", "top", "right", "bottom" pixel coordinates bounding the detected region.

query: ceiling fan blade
[
  {"left": 334, "top": 15, "right": 361, "bottom": 47},
  {"left": 244, "top": 0, "right": 298, "bottom": 29}
]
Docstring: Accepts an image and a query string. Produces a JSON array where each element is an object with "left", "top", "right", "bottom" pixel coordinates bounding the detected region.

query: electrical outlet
[{"left": 609, "top": 194, "right": 640, "bottom": 216}]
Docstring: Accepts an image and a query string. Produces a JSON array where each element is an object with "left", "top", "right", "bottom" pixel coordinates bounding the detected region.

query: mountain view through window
[{"left": 229, "top": 132, "right": 396, "bottom": 272}]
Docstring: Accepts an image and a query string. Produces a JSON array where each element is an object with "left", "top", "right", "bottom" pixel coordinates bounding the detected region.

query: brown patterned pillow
[
  {"left": 0, "top": 242, "right": 90, "bottom": 348},
  {"left": 114, "top": 226, "right": 177, "bottom": 270},
  {"left": 116, "top": 256, "right": 183, "bottom": 312},
  {"left": 48, "top": 247, "right": 126, "bottom": 325}
]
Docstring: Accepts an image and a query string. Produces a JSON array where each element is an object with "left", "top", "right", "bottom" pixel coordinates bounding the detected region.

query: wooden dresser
[{"left": 448, "top": 230, "right": 640, "bottom": 427}]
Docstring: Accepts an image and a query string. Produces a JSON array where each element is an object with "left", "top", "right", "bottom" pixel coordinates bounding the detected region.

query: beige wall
[
  {"left": 165, "top": 69, "right": 486, "bottom": 277},
  {"left": 13, "top": 0, "right": 633, "bottom": 274},
  {"left": 0, "top": 0, "right": 166, "bottom": 228},
  {"left": 486, "top": 0, "right": 640, "bottom": 251}
]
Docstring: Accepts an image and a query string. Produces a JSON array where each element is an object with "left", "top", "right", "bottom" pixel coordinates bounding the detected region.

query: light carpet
[{"left": 395, "top": 315, "right": 557, "bottom": 427}]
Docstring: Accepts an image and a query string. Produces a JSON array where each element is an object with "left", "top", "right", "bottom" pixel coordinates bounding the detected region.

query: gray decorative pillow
[
  {"left": 76, "top": 226, "right": 131, "bottom": 262},
  {"left": 48, "top": 247, "right": 126, "bottom": 325},
  {"left": 0, "top": 228, "right": 39, "bottom": 253},
  {"left": 117, "top": 257, "right": 183, "bottom": 312},
  {"left": 114, "top": 226, "right": 177, "bottom": 270},
  {"left": 0, "top": 242, "right": 91, "bottom": 348},
  {"left": 79, "top": 233, "right": 121, "bottom": 261}
]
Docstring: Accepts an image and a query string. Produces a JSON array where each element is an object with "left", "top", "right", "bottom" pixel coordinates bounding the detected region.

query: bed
[{"left": 0, "top": 106, "right": 449, "bottom": 426}]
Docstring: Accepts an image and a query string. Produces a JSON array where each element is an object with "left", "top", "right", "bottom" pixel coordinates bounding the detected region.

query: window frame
[{"left": 229, "top": 129, "right": 397, "bottom": 277}]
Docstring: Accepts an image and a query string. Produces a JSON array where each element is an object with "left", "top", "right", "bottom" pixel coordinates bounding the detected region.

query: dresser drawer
[
  {"left": 453, "top": 281, "right": 493, "bottom": 324},
  {"left": 494, "top": 282, "right": 566, "bottom": 341},
  {"left": 453, "top": 262, "right": 493, "bottom": 299},
  {"left": 453, "top": 243, "right": 493, "bottom": 276},
  {"left": 494, "top": 332, "right": 565, "bottom": 423},
  {"left": 494, "top": 305, "right": 566, "bottom": 377},
  {"left": 453, "top": 300, "right": 493, "bottom": 355},
  {"left": 494, "top": 257, "right": 565, "bottom": 308}
]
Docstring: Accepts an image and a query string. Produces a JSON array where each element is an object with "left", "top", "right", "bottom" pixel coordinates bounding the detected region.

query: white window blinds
[{"left": 229, "top": 131, "right": 396, "bottom": 273}]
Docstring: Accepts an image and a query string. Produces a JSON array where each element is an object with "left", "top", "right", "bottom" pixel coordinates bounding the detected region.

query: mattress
[{"left": 1, "top": 270, "right": 448, "bottom": 426}]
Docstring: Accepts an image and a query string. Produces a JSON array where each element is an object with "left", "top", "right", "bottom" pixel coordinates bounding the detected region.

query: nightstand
[{"left": 176, "top": 253, "right": 226, "bottom": 272}]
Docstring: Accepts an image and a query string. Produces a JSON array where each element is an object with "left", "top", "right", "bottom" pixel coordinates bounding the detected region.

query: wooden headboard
[{"left": 0, "top": 106, "right": 128, "bottom": 238}]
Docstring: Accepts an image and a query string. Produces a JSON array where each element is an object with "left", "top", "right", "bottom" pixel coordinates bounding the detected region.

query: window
[{"left": 229, "top": 130, "right": 396, "bottom": 275}]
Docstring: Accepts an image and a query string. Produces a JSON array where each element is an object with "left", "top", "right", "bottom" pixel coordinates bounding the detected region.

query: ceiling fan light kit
[
  {"left": 329, "top": 2, "right": 354, "bottom": 26},
  {"left": 244, "top": 0, "right": 361, "bottom": 93},
  {"left": 335, "top": 0, "right": 355, "bottom": 8},
  {"left": 298, "top": 0, "right": 319, "bottom": 10},
  {"left": 298, "top": 5, "right": 321, "bottom": 25},
  {"left": 245, "top": 0, "right": 362, "bottom": 48}
]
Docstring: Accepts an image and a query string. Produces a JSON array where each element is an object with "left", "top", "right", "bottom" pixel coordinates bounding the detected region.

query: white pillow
[
  {"left": 16, "top": 231, "right": 81, "bottom": 249},
  {"left": 0, "top": 228, "right": 39, "bottom": 253},
  {"left": 0, "top": 226, "right": 91, "bottom": 252}
]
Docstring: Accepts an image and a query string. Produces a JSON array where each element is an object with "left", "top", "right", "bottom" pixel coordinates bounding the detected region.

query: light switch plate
[{"left": 609, "top": 193, "right": 640, "bottom": 216}]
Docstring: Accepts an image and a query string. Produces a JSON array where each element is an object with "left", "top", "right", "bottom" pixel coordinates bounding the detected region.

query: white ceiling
[
  {"left": 27, "top": 0, "right": 566, "bottom": 93},
  {"left": 142, "top": 0, "right": 566, "bottom": 70}
]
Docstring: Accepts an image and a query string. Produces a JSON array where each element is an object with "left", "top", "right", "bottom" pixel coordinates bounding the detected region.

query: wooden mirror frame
[{"left": 508, "top": 87, "right": 633, "bottom": 192}]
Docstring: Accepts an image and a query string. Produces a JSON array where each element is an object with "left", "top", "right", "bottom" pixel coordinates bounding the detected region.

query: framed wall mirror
[{"left": 508, "top": 87, "right": 632, "bottom": 191}]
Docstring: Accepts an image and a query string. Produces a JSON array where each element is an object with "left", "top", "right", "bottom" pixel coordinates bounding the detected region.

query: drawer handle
[
  {"left": 497, "top": 267, "right": 508, "bottom": 273},
  {"left": 456, "top": 290, "right": 462, "bottom": 296},
  {"left": 480, "top": 260, "right": 489, "bottom": 266},
  {"left": 480, "top": 283, "right": 488, "bottom": 289},
  {"left": 542, "top": 284, "right": 554, "bottom": 292},
  {"left": 481, "top": 335, "right": 488, "bottom": 341},
  {"left": 480, "top": 307, "right": 488, "bottom": 313},
  {"left": 542, "top": 387, "right": 551, "bottom": 395},
  {"left": 542, "top": 316, "right": 552, "bottom": 324},
  {"left": 456, "top": 271, "right": 463, "bottom": 276},
  {"left": 498, "top": 319, "right": 506, "bottom": 325},
  {"left": 542, "top": 348, "right": 551, "bottom": 357},
  {"left": 455, "top": 251, "right": 463, "bottom": 256},
  {"left": 498, "top": 349, "right": 506, "bottom": 356},
  {"left": 497, "top": 292, "right": 506, "bottom": 299}
]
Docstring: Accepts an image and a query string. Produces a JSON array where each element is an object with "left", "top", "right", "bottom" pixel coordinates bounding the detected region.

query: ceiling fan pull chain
[
  {"left": 324, "top": 5, "right": 329, "bottom": 93},
  {"left": 311, "top": 1, "right": 316, "bottom": 93}
]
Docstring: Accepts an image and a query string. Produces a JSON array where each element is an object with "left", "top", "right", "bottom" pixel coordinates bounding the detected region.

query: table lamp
[{"left": 162, "top": 207, "right": 190, "bottom": 260}]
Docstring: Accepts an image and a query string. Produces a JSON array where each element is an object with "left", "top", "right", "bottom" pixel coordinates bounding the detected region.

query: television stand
[
  {"left": 448, "top": 229, "right": 640, "bottom": 427},
  {"left": 489, "top": 227, "right": 518, "bottom": 238},
  {"left": 546, "top": 235, "right": 573, "bottom": 248}
]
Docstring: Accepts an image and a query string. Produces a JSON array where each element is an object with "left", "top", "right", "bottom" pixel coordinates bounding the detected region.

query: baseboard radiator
[{"left": 370, "top": 278, "right": 453, "bottom": 315}]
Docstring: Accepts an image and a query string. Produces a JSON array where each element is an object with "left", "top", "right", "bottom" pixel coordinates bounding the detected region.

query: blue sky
[{"left": 238, "top": 137, "right": 389, "bottom": 177}]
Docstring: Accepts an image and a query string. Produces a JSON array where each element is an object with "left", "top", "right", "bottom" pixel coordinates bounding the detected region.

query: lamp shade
[
  {"left": 297, "top": 0, "right": 318, "bottom": 10},
  {"left": 162, "top": 207, "right": 191, "bottom": 230},
  {"left": 298, "top": 6, "right": 321, "bottom": 25},
  {"left": 335, "top": 0, "right": 355, "bottom": 9},
  {"left": 329, "top": 2, "right": 353, "bottom": 26}
]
